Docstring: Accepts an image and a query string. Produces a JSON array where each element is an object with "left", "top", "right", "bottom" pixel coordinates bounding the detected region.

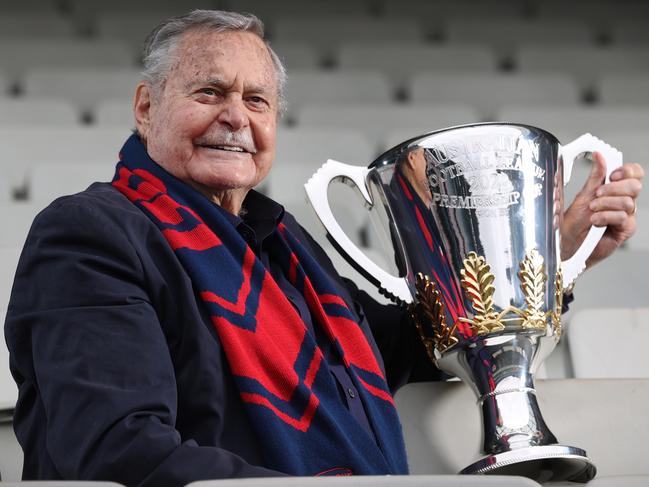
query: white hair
[{"left": 141, "top": 9, "right": 287, "bottom": 114}]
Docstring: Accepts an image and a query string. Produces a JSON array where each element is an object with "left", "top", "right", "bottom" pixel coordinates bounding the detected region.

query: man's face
[{"left": 135, "top": 29, "right": 278, "bottom": 208}]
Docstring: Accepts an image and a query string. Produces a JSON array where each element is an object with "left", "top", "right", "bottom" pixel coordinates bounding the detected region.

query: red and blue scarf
[{"left": 112, "top": 135, "right": 408, "bottom": 476}]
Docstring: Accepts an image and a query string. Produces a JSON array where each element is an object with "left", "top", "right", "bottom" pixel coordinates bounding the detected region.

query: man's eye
[
  {"left": 248, "top": 96, "right": 268, "bottom": 107},
  {"left": 201, "top": 88, "right": 217, "bottom": 96}
]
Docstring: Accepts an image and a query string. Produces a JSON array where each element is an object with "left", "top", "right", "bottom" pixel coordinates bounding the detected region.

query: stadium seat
[
  {"left": 0, "top": 0, "right": 59, "bottom": 14},
  {"left": 410, "top": 72, "right": 580, "bottom": 121},
  {"left": 0, "top": 203, "right": 46, "bottom": 248},
  {"left": 496, "top": 105, "right": 649, "bottom": 142},
  {"left": 28, "top": 164, "right": 114, "bottom": 206},
  {"left": 227, "top": 0, "right": 374, "bottom": 22},
  {"left": 380, "top": 0, "right": 529, "bottom": 19},
  {"left": 607, "top": 19, "right": 649, "bottom": 45},
  {"left": 395, "top": 379, "right": 649, "bottom": 478},
  {"left": 95, "top": 99, "right": 135, "bottom": 127},
  {"left": 0, "top": 40, "right": 136, "bottom": 87},
  {"left": 23, "top": 68, "right": 141, "bottom": 120},
  {"left": 0, "top": 13, "right": 75, "bottom": 38},
  {"left": 337, "top": 43, "right": 498, "bottom": 92},
  {"left": 95, "top": 11, "right": 193, "bottom": 46},
  {"left": 269, "top": 41, "right": 322, "bottom": 70},
  {"left": 275, "top": 127, "right": 375, "bottom": 169},
  {"left": 533, "top": 0, "right": 649, "bottom": 23},
  {"left": 296, "top": 103, "right": 480, "bottom": 152},
  {"left": 284, "top": 70, "right": 393, "bottom": 119},
  {"left": 187, "top": 477, "right": 541, "bottom": 487},
  {"left": 515, "top": 45, "right": 649, "bottom": 93},
  {"left": 0, "top": 127, "right": 128, "bottom": 194},
  {"left": 0, "top": 248, "right": 21, "bottom": 333},
  {"left": 272, "top": 16, "right": 426, "bottom": 61},
  {"left": 596, "top": 74, "right": 649, "bottom": 105},
  {"left": 568, "top": 307, "right": 649, "bottom": 378},
  {"left": 562, "top": 250, "right": 648, "bottom": 320},
  {"left": 443, "top": 18, "right": 593, "bottom": 59},
  {"left": 0, "top": 98, "right": 80, "bottom": 126},
  {"left": 0, "top": 71, "right": 9, "bottom": 95}
]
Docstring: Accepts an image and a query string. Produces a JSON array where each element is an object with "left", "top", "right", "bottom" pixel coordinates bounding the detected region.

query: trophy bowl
[{"left": 304, "top": 123, "right": 623, "bottom": 482}]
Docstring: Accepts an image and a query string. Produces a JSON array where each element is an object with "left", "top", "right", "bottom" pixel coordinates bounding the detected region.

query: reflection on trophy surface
[{"left": 305, "top": 123, "right": 623, "bottom": 483}]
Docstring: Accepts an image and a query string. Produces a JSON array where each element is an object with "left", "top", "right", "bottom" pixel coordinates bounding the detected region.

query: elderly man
[{"left": 4, "top": 9, "right": 643, "bottom": 487}]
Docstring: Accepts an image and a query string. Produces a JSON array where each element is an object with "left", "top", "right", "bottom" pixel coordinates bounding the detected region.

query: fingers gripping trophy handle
[
  {"left": 560, "top": 133, "right": 623, "bottom": 287},
  {"left": 304, "top": 159, "right": 412, "bottom": 304}
]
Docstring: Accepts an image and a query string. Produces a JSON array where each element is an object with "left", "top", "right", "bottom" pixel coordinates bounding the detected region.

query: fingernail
[
  {"left": 596, "top": 187, "right": 604, "bottom": 196},
  {"left": 589, "top": 200, "right": 597, "bottom": 210}
]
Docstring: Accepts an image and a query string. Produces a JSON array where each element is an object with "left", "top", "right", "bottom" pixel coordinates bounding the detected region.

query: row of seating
[
  {"left": 3, "top": 12, "right": 649, "bottom": 45},
  {"left": 3, "top": 69, "right": 649, "bottom": 123},
  {"left": 2, "top": 37, "right": 649, "bottom": 79}
]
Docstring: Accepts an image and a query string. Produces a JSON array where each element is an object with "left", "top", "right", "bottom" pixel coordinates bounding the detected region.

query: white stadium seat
[
  {"left": 0, "top": 127, "right": 129, "bottom": 193},
  {"left": 0, "top": 13, "right": 75, "bottom": 38},
  {"left": 95, "top": 99, "right": 135, "bottom": 127},
  {"left": 444, "top": 18, "right": 593, "bottom": 57},
  {"left": 228, "top": 0, "right": 373, "bottom": 20},
  {"left": 395, "top": 379, "right": 649, "bottom": 478},
  {"left": 563, "top": 250, "right": 648, "bottom": 319},
  {"left": 608, "top": 19, "right": 649, "bottom": 45},
  {"left": 28, "top": 163, "right": 114, "bottom": 206},
  {"left": 275, "top": 127, "right": 375, "bottom": 168},
  {"left": 597, "top": 74, "right": 649, "bottom": 106},
  {"left": 568, "top": 307, "right": 649, "bottom": 378},
  {"left": 272, "top": 16, "right": 426, "bottom": 59},
  {"left": 337, "top": 43, "right": 498, "bottom": 91},
  {"left": 0, "top": 0, "right": 59, "bottom": 14},
  {"left": 23, "top": 67, "right": 141, "bottom": 118},
  {"left": 496, "top": 105, "right": 649, "bottom": 142},
  {"left": 270, "top": 41, "right": 322, "bottom": 70},
  {"left": 515, "top": 45, "right": 649, "bottom": 92},
  {"left": 0, "top": 98, "right": 80, "bottom": 126},
  {"left": 410, "top": 72, "right": 580, "bottom": 121},
  {"left": 296, "top": 103, "right": 480, "bottom": 152},
  {"left": 0, "top": 203, "right": 46, "bottom": 248},
  {"left": 0, "top": 248, "right": 21, "bottom": 334},
  {"left": 0, "top": 71, "right": 9, "bottom": 95},
  {"left": 284, "top": 70, "right": 393, "bottom": 119},
  {"left": 0, "top": 40, "right": 136, "bottom": 86},
  {"left": 381, "top": 0, "right": 528, "bottom": 18},
  {"left": 95, "top": 11, "right": 191, "bottom": 45}
]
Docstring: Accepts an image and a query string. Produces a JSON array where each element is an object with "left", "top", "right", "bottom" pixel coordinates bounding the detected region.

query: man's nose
[{"left": 217, "top": 96, "right": 249, "bottom": 131}]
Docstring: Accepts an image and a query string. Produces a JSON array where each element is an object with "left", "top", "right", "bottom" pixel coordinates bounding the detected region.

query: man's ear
[
  {"left": 406, "top": 149, "right": 420, "bottom": 169},
  {"left": 134, "top": 82, "right": 153, "bottom": 141}
]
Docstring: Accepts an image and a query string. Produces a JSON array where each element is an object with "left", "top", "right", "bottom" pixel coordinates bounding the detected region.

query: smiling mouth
[{"left": 197, "top": 144, "right": 255, "bottom": 154}]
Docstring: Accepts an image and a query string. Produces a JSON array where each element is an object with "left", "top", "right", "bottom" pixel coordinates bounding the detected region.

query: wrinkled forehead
[{"left": 170, "top": 28, "right": 277, "bottom": 90}]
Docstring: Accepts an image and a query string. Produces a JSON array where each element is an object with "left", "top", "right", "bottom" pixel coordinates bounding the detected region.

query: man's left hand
[{"left": 561, "top": 151, "right": 644, "bottom": 269}]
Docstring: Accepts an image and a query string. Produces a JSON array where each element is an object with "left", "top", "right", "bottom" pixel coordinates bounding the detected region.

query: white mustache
[{"left": 195, "top": 129, "right": 257, "bottom": 154}]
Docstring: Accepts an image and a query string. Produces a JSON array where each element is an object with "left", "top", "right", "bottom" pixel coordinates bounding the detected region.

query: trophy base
[{"left": 460, "top": 445, "right": 597, "bottom": 483}]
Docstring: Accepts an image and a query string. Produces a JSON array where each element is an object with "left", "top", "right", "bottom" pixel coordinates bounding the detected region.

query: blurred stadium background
[{"left": 0, "top": 0, "right": 648, "bottom": 481}]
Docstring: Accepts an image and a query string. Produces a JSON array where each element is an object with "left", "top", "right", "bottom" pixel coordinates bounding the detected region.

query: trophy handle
[
  {"left": 304, "top": 159, "right": 412, "bottom": 304},
  {"left": 559, "top": 133, "right": 623, "bottom": 287}
]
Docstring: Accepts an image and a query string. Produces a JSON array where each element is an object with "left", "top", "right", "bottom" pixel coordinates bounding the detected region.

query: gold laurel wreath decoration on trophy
[
  {"left": 411, "top": 273, "right": 458, "bottom": 357},
  {"left": 459, "top": 252, "right": 505, "bottom": 334},
  {"left": 551, "top": 268, "right": 564, "bottom": 340},
  {"left": 518, "top": 249, "right": 548, "bottom": 331}
]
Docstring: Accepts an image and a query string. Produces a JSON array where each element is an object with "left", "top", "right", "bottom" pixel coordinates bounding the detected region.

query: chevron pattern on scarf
[{"left": 111, "top": 135, "right": 408, "bottom": 476}]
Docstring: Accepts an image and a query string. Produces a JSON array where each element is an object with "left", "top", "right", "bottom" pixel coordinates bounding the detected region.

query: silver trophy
[{"left": 304, "top": 123, "right": 623, "bottom": 482}]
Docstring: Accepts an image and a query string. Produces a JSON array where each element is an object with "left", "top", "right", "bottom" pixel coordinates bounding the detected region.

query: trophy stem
[{"left": 440, "top": 336, "right": 597, "bottom": 483}]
